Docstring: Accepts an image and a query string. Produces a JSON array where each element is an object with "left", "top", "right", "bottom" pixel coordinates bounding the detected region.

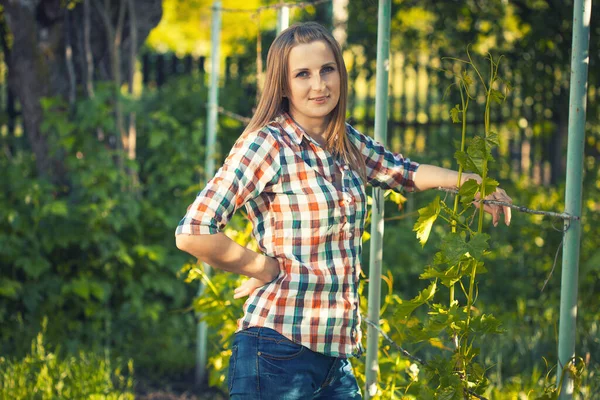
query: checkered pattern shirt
[{"left": 176, "top": 113, "right": 419, "bottom": 358}]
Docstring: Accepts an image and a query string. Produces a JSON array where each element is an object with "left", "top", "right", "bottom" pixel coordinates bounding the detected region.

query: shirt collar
[{"left": 276, "top": 112, "right": 308, "bottom": 145}]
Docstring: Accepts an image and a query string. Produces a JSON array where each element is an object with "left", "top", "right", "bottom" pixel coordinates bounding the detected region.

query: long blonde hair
[{"left": 244, "top": 22, "right": 366, "bottom": 182}]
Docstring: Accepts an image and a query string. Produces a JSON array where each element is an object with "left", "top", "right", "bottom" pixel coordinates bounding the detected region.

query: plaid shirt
[{"left": 176, "top": 113, "right": 419, "bottom": 357}]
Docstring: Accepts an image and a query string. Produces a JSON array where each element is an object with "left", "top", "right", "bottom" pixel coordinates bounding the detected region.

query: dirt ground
[{"left": 136, "top": 390, "right": 226, "bottom": 400}]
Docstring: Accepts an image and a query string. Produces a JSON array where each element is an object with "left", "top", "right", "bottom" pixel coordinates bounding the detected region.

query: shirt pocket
[{"left": 271, "top": 175, "right": 343, "bottom": 249}]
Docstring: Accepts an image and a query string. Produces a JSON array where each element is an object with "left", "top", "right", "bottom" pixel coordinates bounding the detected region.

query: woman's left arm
[{"left": 413, "top": 164, "right": 512, "bottom": 227}]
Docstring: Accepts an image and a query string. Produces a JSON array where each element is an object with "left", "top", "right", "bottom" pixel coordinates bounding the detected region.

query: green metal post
[
  {"left": 365, "top": 1, "right": 391, "bottom": 398},
  {"left": 196, "top": 0, "right": 221, "bottom": 387},
  {"left": 557, "top": 0, "right": 591, "bottom": 398}
]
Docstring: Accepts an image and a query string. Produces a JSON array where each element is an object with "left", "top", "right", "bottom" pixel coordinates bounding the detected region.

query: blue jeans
[{"left": 228, "top": 327, "right": 362, "bottom": 399}]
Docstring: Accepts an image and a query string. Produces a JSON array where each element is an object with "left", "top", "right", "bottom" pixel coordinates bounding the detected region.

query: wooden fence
[{"left": 2, "top": 50, "right": 588, "bottom": 186}]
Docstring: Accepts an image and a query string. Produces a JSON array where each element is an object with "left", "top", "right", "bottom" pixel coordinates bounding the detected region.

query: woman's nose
[{"left": 311, "top": 76, "right": 326, "bottom": 91}]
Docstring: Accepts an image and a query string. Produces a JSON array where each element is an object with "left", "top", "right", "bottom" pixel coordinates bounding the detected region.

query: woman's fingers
[
  {"left": 504, "top": 206, "right": 512, "bottom": 226},
  {"left": 233, "top": 277, "right": 267, "bottom": 299},
  {"left": 474, "top": 187, "right": 513, "bottom": 227}
]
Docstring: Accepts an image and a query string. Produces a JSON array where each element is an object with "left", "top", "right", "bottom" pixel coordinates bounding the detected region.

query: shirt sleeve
[
  {"left": 346, "top": 124, "right": 419, "bottom": 193},
  {"left": 176, "top": 128, "right": 281, "bottom": 236}
]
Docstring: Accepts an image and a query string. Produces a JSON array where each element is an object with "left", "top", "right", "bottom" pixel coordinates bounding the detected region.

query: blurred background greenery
[{"left": 0, "top": 0, "right": 598, "bottom": 398}]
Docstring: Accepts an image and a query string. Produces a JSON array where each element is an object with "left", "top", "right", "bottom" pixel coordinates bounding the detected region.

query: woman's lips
[{"left": 310, "top": 95, "right": 329, "bottom": 103}]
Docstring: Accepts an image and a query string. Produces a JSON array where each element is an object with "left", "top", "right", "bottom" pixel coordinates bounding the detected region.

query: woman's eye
[
  {"left": 296, "top": 71, "right": 309, "bottom": 78},
  {"left": 322, "top": 66, "right": 335, "bottom": 74}
]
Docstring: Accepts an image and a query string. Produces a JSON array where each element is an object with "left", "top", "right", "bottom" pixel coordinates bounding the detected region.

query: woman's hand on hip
[
  {"left": 234, "top": 277, "right": 268, "bottom": 299},
  {"left": 234, "top": 256, "right": 280, "bottom": 299}
]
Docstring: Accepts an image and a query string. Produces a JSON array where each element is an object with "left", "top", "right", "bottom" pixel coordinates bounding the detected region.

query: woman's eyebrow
[{"left": 291, "top": 62, "right": 336, "bottom": 74}]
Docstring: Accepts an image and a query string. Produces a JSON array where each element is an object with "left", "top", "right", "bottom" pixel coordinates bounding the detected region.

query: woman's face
[{"left": 286, "top": 40, "right": 341, "bottom": 131}]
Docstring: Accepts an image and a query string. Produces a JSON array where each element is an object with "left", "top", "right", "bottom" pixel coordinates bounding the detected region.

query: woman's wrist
[
  {"left": 459, "top": 172, "right": 482, "bottom": 187},
  {"left": 253, "top": 254, "right": 280, "bottom": 282}
]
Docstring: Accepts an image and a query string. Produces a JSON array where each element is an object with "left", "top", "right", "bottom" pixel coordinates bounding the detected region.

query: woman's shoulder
[
  {"left": 344, "top": 122, "right": 369, "bottom": 144},
  {"left": 234, "top": 123, "right": 284, "bottom": 152}
]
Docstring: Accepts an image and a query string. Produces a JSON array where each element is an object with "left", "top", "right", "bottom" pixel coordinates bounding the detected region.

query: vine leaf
[
  {"left": 462, "top": 70, "right": 474, "bottom": 89},
  {"left": 486, "top": 131, "right": 500, "bottom": 147},
  {"left": 413, "top": 196, "right": 441, "bottom": 247},
  {"left": 490, "top": 88, "right": 505, "bottom": 103},
  {"left": 454, "top": 150, "right": 481, "bottom": 175},
  {"left": 483, "top": 177, "right": 499, "bottom": 195},
  {"left": 470, "top": 313, "right": 503, "bottom": 335},
  {"left": 458, "top": 178, "right": 480, "bottom": 206},
  {"left": 468, "top": 136, "right": 492, "bottom": 165},
  {"left": 441, "top": 232, "right": 490, "bottom": 266},
  {"left": 420, "top": 261, "right": 462, "bottom": 287},
  {"left": 450, "top": 105, "right": 461, "bottom": 123},
  {"left": 393, "top": 281, "right": 437, "bottom": 321}
]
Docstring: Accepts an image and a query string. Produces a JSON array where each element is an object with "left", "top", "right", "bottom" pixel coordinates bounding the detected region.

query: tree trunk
[
  {"left": 3, "top": 0, "right": 57, "bottom": 180},
  {"left": 2, "top": 0, "right": 162, "bottom": 182}
]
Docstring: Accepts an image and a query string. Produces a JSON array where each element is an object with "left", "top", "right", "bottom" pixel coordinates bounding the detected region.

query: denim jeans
[{"left": 228, "top": 327, "right": 362, "bottom": 399}]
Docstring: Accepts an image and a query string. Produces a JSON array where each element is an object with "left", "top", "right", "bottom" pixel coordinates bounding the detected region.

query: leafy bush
[
  {"left": 0, "top": 77, "right": 206, "bottom": 382},
  {"left": 0, "top": 321, "right": 134, "bottom": 399}
]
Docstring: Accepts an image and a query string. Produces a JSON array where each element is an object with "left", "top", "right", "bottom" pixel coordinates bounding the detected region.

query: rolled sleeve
[
  {"left": 346, "top": 124, "right": 419, "bottom": 193},
  {"left": 176, "top": 128, "right": 281, "bottom": 236}
]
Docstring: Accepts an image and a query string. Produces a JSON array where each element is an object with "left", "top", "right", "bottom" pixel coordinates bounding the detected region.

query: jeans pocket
[
  {"left": 258, "top": 335, "right": 305, "bottom": 360},
  {"left": 228, "top": 345, "right": 238, "bottom": 393}
]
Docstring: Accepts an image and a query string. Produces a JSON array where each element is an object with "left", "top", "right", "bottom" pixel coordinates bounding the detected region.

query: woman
[{"left": 175, "top": 22, "right": 511, "bottom": 399}]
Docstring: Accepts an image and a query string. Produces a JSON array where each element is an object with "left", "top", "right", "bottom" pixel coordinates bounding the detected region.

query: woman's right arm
[
  {"left": 176, "top": 233, "right": 279, "bottom": 282},
  {"left": 175, "top": 128, "right": 281, "bottom": 281}
]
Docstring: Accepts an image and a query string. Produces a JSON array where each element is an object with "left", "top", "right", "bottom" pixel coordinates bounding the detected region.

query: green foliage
[
  {"left": 354, "top": 50, "right": 597, "bottom": 399},
  {"left": 0, "top": 78, "right": 210, "bottom": 382},
  {"left": 179, "top": 213, "right": 257, "bottom": 390},
  {"left": 0, "top": 320, "right": 134, "bottom": 399}
]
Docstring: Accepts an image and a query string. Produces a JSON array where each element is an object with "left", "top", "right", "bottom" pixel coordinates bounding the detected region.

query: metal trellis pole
[
  {"left": 196, "top": 0, "right": 222, "bottom": 387},
  {"left": 277, "top": 4, "right": 289, "bottom": 33},
  {"left": 365, "top": 1, "right": 391, "bottom": 398},
  {"left": 557, "top": 0, "right": 591, "bottom": 398}
]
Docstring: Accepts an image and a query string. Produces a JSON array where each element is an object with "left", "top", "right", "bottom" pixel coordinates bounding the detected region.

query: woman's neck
[{"left": 289, "top": 113, "right": 329, "bottom": 146}]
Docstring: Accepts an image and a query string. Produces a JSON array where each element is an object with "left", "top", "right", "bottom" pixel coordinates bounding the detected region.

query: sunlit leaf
[
  {"left": 0, "top": 278, "right": 22, "bottom": 299},
  {"left": 386, "top": 190, "right": 407, "bottom": 207},
  {"left": 362, "top": 231, "right": 371, "bottom": 243},
  {"left": 393, "top": 281, "right": 437, "bottom": 321},
  {"left": 413, "top": 197, "right": 440, "bottom": 247}
]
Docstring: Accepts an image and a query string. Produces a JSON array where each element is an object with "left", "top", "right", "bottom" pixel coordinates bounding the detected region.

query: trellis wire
[{"left": 436, "top": 187, "right": 580, "bottom": 221}]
